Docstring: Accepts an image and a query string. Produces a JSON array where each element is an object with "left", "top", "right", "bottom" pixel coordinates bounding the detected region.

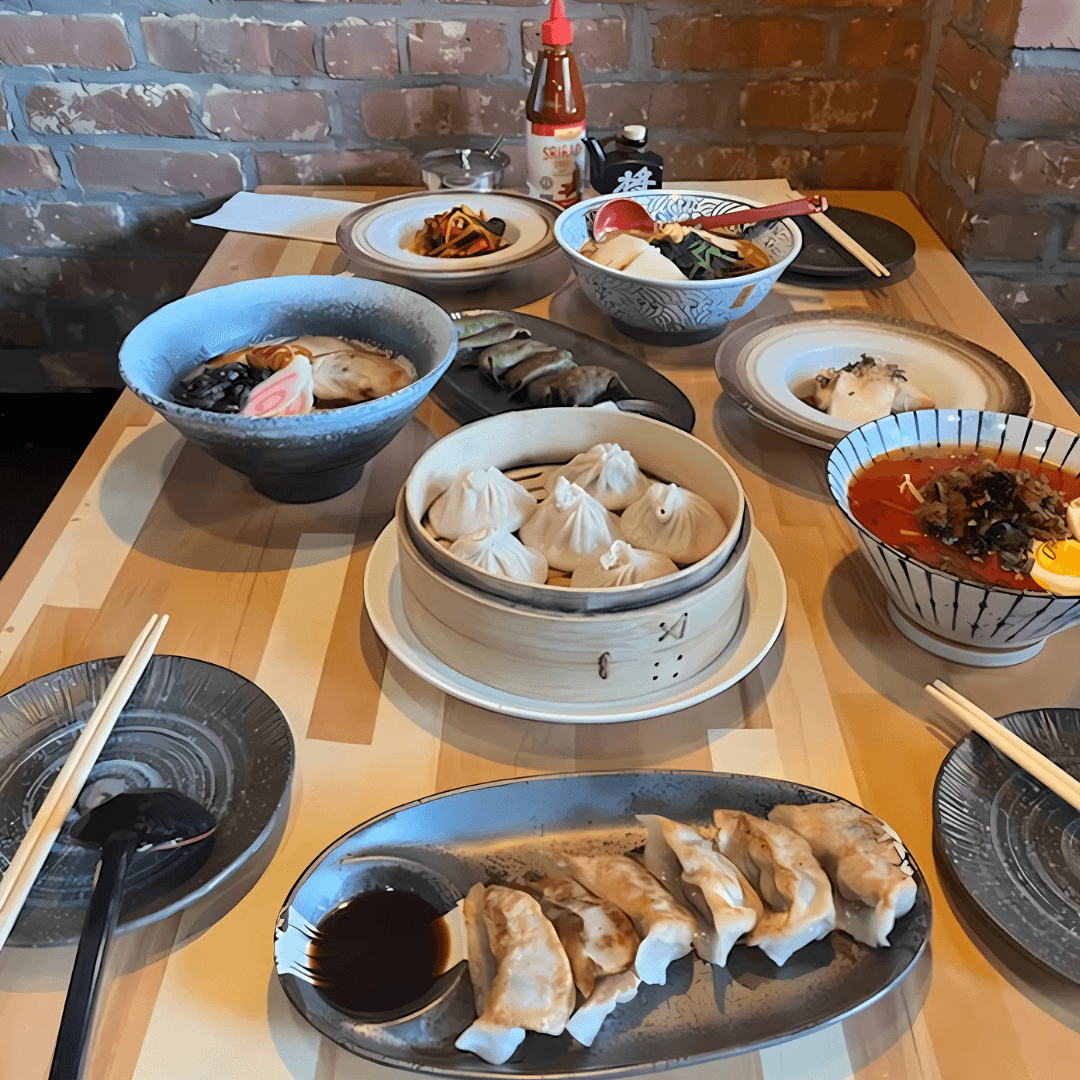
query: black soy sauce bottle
[{"left": 584, "top": 125, "right": 664, "bottom": 195}]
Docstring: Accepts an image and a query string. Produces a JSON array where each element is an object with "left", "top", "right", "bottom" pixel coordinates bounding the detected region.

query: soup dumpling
[
  {"left": 545, "top": 442, "right": 649, "bottom": 511},
  {"left": 621, "top": 482, "right": 724, "bottom": 565},
  {"left": 429, "top": 466, "right": 536, "bottom": 540},
  {"left": 519, "top": 477, "right": 623, "bottom": 572},
  {"left": 449, "top": 528, "right": 548, "bottom": 584}
]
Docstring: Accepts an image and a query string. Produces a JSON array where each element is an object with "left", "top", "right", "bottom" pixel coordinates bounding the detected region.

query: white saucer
[
  {"left": 363, "top": 521, "right": 787, "bottom": 724},
  {"left": 716, "top": 311, "right": 1032, "bottom": 449}
]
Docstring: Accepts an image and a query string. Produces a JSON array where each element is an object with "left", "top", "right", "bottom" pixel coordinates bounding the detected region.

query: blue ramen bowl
[
  {"left": 554, "top": 190, "right": 801, "bottom": 346},
  {"left": 119, "top": 276, "right": 457, "bottom": 503},
  {"left": 828, "top": 410, "right": 1080, "bottom": 666}
]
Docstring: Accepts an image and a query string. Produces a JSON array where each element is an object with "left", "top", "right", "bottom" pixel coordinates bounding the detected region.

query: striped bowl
[{"left": 827, "top": 410, "right": 1080, "bottom": 654}]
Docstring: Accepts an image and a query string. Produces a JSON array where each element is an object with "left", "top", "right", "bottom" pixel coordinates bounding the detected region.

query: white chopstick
[
  {"left": 926, "top": 680, "right": 1080, "bottom": 814},
  {"left": 0, "top": 613, "right": 169, "bottom": 951},
  {"left": 807, "top": 207, "right": 890, "bottom": 278}
]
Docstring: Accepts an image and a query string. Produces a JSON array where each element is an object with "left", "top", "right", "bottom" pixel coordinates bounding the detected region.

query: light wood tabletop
[{"left": 1, "top": 183, "right": 1079, "bottom": 1080}]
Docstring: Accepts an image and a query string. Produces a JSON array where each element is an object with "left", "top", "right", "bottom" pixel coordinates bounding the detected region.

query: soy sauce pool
[{"left": 312, "top": 889, "right": 449, "bottom": 1016}]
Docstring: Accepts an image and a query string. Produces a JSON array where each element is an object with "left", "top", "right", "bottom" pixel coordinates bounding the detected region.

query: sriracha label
[{"left": 525, "top": 120, "right": 585, "bottom": 208}]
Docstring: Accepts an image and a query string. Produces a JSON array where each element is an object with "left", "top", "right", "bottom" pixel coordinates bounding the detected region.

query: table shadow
[
  {"left": 97, "top": 417, "right": 436, "bottom": 573},
  {"left": 712, "top": 394, "right": 833, "bottom": 504}
]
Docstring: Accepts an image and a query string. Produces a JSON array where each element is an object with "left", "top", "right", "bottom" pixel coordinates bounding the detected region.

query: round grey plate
[
  {"left": 277, "top": 769, "right": 930, "bottom": 1078},
  {"left": 0, "top": 654, "right": 294, "bottom": 946},
  {"left": 934, "top": 709, "right": 1080, "bottom": 984}
]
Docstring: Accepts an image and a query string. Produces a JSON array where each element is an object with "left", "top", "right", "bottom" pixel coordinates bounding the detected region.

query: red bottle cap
[{"left": 542, "top": 0, "right": 573, "bottom": 46}]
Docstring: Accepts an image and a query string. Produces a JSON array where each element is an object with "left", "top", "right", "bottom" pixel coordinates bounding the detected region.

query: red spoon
[{"left": 591, "top": 195, "right": 828, "bottom": 243}]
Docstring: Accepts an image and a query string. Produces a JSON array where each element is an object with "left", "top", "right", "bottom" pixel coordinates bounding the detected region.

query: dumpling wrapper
[
  {"left": 621, "top": 482, "right": 725, "bottom": 566},
  {"left": 713, "top": 810, "right": 836, "bottom": 967},
  {"left": 545, "top": 442, "right": 649, "bottom": 511},
  {"left": 519, "top": 477, "right": 624, "bottom": 572},
  {"left": 571, "top": 541, "right": 677, "bottom": 588},
  {"left": 530, "top": 877, "right": 639, "bottom": 997},
  {"left": 449, "top": 527, "right": 548, "bottom": 584},
  {"left": 564, "top": 970, "right": 641, "bottom": 1048},
  {"left": 767, "top": 802, "right": 917, "bottom": 949},
  {"left": 455, "top": 883, "right": 575, "bottom": 1065},
  {"left": 561, "top": 853, "right": 696, "bottom": 985},
  {"left": 585, "top": 233, "right": 652, "bottom": 271},
  {"left": 638, "top": 814, "right": 762, "bottom": 967},
  {"left": 429, "top": 466, "right": 537, "bottom": 540}
]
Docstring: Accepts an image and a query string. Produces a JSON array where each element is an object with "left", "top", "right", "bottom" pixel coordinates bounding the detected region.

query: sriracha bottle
[{"left": 525, "top": 0, "right": 586, "bottom": 208}]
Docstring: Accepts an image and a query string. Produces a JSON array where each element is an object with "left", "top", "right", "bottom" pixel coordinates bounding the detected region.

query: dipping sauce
[
  {"left": 312, "top": 890, "right": 449, "bottom": 1016},
  {"left": 848, "top": 450, "right": 1080, "bottom": 591}
]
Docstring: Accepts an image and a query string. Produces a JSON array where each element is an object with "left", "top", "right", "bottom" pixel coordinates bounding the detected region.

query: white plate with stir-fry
[{"left": 337, "top": 191, "right": 562, "bottom": 287}]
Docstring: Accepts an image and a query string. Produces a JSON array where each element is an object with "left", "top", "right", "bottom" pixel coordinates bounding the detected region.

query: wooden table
[{"left": 2, "top": 185, "right": 1079, "bottom": 1080}]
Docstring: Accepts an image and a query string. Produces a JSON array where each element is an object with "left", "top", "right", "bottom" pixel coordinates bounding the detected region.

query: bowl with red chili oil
[{"left": 827, "top": 409, "right": 1080, "bottom": 661}]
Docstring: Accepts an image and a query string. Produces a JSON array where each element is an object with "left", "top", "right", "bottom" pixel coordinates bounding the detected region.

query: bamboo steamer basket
[
  {"left": 401, "top": 408, "right": 746, "bottom": 614},
  {"left": 396, "top": 489, "right": 752, "bottom": 703}
]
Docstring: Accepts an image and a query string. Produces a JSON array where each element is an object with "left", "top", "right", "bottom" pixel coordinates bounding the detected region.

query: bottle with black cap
[{"left": 584, "top": 126, "right": 664, "bottom": 195}]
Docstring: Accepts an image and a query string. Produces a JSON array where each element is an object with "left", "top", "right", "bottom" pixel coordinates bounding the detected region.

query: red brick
[
  {"left": 0, "top": 312, "right": 46, "bottom": 350},
  {"left": 952, "top": 0, "right": 978, "bottom": 24},
  {"left": 362, "top": 85, "right": 524, "bottom": 138},
  {"left": 980, "top": 140, "right": 1080, "bottom": 195},
  {"left": 142, "top": 15, "right": 317, "bottom": 76},
  {"left": 935, "top": 29, "right": 1007, "bottom": 120},
  {"left": 746, "top": 0, "right": 922, "bottom": 6},
  {"left": 1067, "top": 217, "right": 1080, "bottom": 258},
  {"left": 585, "top": 81, "right": 739, "bottom": 131},
  {"left": 965, "top": 213, "right": 1052, "bottom": 260},
  {"left": 953, "top": 118, "right": 989, "bottom": 190},
  {"left": 0, "top": 203, "right": 125, "bottom": 250},
  {"left": 741, "top": 77, "right": 916, "bottom": 132},
  {"left": 73, "top": 146, "right": 242, "bottom": 198},
  {"left": 407, "top": 21, "right": 507, "bottom": 75},
  {"left": 838, "top": 18, "right": 925, "bottom": 69},
  {"left": 0, "top": 13, "right": 134, "bottom": 69},
  {"left": 24, "top": 83, "right": 196, "bottom": 138},
  {"left": 973, "top": 275, "right": 1080, "bottom": 324},
  {"left": 653, "top": 16, "right": 825, "bottom": 71},
  {"left": 913, "top": 159, "right": 970, "bottom": 249},
  {"left": 654, "top": 143, "right": 805, "bottom": 182},
  {"left": 204, "top": 88, "right": 329, "bottom": 141},
  {"left": 522, "top": 19, "right": 627, "bottom": 74},
  {"left": 925, "top": 92, "right": 954, "bottom": 165},
  {"left": 324, "top": 20, "right": 399, "bottom": 78},
  {"left": 0, "top": 146, "right": 61, "bottom": 191},
  {"left": 129, "top": 208, "right": 224, "bottom": 254},
  {"left": 997, "top": 67, "right": 1080, "bottom": 124},
  {"left": 982, "top": 0, "right": 1024, "bottom": 53},
  {"left": 814, "top": 143, "right": 905, "bottom": 187},
  {"left": 257, "top": 149, "right": 420, "bottom": 186},
  {"left": 1015, "top": 0, "right": 1080, "bottom": 48}
]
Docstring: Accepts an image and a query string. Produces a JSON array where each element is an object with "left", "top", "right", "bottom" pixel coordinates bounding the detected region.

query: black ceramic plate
[
  {"left": 933, "top": 709, "right": 1080, "bottom": 984},
  {"left": 784, "top": 207, "right": 916, "bottom": 281},
  {"left": 0, "top": 654, "right": 294, "bottom": 946},
  {"left": 432, "top": 311, "right": 696, "bottom": 432},
  {"left": 277, "top": 770, "right": 930, "bottom": 1078}
]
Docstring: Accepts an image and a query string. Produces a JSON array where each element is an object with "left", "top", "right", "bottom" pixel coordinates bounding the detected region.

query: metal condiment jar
[{"left": 419, "top": 148, "right": 510, "bottom": 191}]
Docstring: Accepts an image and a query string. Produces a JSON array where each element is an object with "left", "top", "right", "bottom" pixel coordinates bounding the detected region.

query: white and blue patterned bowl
[
  {"left": 553, "top": 190, "right": 801, "bottom": 344},
  {"left": 828, "top": 410, "right": 1080, "bottom": 655}
]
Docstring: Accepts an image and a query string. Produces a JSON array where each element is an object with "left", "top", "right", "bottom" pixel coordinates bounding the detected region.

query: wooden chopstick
[
  {"left": 796, "top": 195, "right": 890, "bottom": 278},
  {"left": 0, "top": 613, "right": 169, "bottom": 951},
  {"left": 926, "top": 680, "right": 1080, "bottom": 814}
]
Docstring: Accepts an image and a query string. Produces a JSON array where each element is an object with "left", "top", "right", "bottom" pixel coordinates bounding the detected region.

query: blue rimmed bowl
[
  {"left": 827, "top": 410, "right": 1080, "bottom": 666},
  {"left": 553, "top": 190, "right": 802, "bottom": 346},
  {"left": 119, "top": 276, "right": 457, "bottom": 504}
]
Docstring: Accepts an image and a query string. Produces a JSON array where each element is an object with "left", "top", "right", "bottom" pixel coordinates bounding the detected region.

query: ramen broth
[{"left": 848, "top": 450, "right": 1080, "bottom": 591}]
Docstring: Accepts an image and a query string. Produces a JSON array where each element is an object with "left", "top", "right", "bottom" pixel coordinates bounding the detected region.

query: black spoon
[{"left": 48, "top": 790, "right": 216, "bottom": 1080}]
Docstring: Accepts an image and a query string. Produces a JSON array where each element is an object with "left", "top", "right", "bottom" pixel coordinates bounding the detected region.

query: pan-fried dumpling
[
  {"left": 571, "top": 541, "right": 678, "bottom": 588},
  {"left": 767, "top": 801, "right": 917, "bottom": 949},
  {"left": 620, "top": 483, "right": 725, "bottom": 565},
  {"left": 545, "top": 443, "right": 649, "bottom": 511},
  {"left": 560, "top": 853, "right": 696, "bottom": 985},
  {"left": 529, "top": 877, "right": 641, "bottom": 1047},
  {"left": 449, "top": 528, "right": 548, "bottom": 584},
  {"left": 519, "top": 477, "right": 623, "bottom": 572},
  {"left": 455, "top": 883, "right": 576, "bottom": 1065},
  {"left": 428, "top": 466, "right": 537, "bottom": 540},
  {"left": 638, "top": 814, "right": 762, "bottom": 967},
  {"left": 713, "top": 810, "right": 835, "bottom": 967}
]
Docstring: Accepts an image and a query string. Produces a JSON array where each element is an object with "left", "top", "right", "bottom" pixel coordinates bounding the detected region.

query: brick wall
[
  {"left": 2, "top": 0, "right": 938, "bottom": 390},
  {"left": 910, "top": 0, "right": 1080, "bottom": 408}
]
